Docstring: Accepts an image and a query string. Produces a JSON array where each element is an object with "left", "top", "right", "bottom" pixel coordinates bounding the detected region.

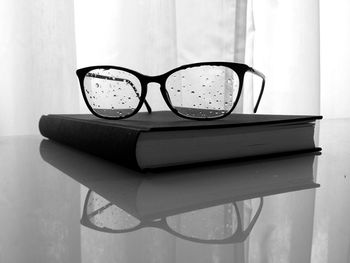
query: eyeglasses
[
  {"left": 76, "top": 62, "right": 265, "bottom": 120},
  {"left": 80, "top": 189, "right": 263, "bottom": 244}
]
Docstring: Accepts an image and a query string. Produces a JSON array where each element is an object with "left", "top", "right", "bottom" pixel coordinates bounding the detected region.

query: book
[
  {"left": 40, "top": 139, "right": 320, "bottom": 221},
  {"left": 39, "top": 111, "right": 322, "bottom": 171}
]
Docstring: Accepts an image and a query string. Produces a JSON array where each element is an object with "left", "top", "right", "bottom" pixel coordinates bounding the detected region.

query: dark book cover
[{"left": 39, "top": 111, "right": 322, "bottom": 170}]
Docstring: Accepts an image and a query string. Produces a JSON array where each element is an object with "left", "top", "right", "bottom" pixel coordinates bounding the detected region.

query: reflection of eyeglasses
[
  {"left": 76, "top": 62, "right": 265, "bottom": 120},
  {"left": 80, "top": 190, "right": 263, "bottom": 244}
]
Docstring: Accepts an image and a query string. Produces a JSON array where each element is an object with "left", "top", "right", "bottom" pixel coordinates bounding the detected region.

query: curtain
[
  {"left": 251, "top": 0, "right": 350, "bottom": 118},
  {"left": 0, "top": 0, "right": 79, "bottom": 136},
  {"left": 319, "top": 0, "right": 350, "bottom": 118},
  {"left": 251, "top": 0, "right": 321, "bottom": 116},
  {"left": 1, "top": 1, "right": 349, "bottom": 132}
]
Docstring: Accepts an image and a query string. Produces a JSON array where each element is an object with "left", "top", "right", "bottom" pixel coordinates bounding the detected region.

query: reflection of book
[
  {"left": 39, "top": 111, "right": 322, "bottom": 170},
  {"left": 40, "top": 139, "right": 320, "bottom": 220}
]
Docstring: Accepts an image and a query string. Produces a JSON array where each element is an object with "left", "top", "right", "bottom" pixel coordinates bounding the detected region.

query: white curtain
[
  {"left": 319, "top": 0, "right": 350, "bottom": 118},
  {"left": 0, "top": 0, "right": 79, "bottom": 136},
  {"left": 252, "top": 0, "right": 350, "bottom": 118},
  {"left": 1, "top": 0, "right": 349, "bottom": 132},
  {"left": 251, "top": 0, "right": 321, "bottom": 115}
]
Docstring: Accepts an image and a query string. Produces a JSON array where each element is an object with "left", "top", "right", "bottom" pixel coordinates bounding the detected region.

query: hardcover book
[{"left": 39, "top": 111, "right": 322, "bottom": 170}]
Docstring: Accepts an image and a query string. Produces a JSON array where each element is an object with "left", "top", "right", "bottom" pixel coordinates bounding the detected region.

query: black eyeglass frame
[{"left": 76, "top": 62, "right": 265, "bottom": 121}]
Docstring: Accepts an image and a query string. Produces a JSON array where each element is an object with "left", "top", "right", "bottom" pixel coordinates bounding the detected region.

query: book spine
[{"left": 39, "top": 116, "right": 141, "bottom": 170}]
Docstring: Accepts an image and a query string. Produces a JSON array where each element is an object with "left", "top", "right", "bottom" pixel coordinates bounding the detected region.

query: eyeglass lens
[
  {"left": 166, "top": 203, "right": 239, "bottom": 240},
  {"left": 86, "top": 191, "right": 141, "bottom": 230},
  {"left": 83, "top": 68, "right": 142, "bottom": 118},
  {"left": 165, "top": 65, "right": 240, "bottom": 119}
]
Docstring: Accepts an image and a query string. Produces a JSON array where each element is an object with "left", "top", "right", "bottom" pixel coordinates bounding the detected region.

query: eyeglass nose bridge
[
  {"left": 138, "top": 76, "right": 160, "bottom": 114},
  {"left": 142, "top": 73, "right": 168, "bottom": 88},
  {"left": 141, "top": 75, "right": 172, "bottom": 113}
]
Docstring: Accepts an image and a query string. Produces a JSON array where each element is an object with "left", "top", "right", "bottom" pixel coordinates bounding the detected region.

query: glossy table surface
[{"left": 0, "top": 119, "right": 349, "bottom": 263}]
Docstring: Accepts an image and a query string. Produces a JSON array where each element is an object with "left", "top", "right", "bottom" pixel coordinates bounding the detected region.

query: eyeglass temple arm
[
  {"left": 87, "top": 73, "right": 152, "bottom": 114},
  {"left": 249, "top": 68, "right": 265, "bottom": 113},
  {"left": 127, "top": 81, "right": 152, "bottom": 114},
  {"left": 240, "top": 197, "right": 264, "bottom": 238}
]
